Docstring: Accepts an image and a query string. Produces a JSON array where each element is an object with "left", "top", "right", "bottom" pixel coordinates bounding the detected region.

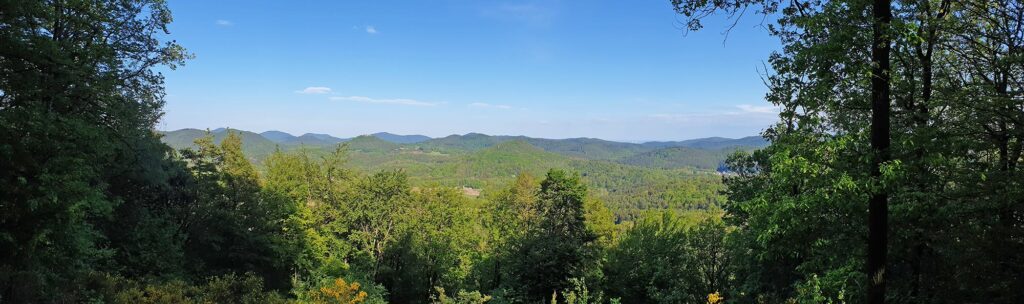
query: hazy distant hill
[
  {"left": 302, "top": 133, "right": 348, "bottom": 144},
  {"left": 414, "top": 133, "right": 765, "bottom": 161},
  {"left": 418, "top": 133, "right": 507, "bottom": 152},
  {"left": 158, "top": 128, "right": 739, "bottom": 220},
  {"left": 642, "top": 136, "right": 768, "bottom": 150},
  {"left": 285, "top": 133, "right": 347, "bottom": 146},
  {"left": 346, "top": 135, "right": 401, "bottom": 153},
  {"left": 619, "top": 146, "right": 729, "bottom": 170},
  {"left": 261, "top": 130, "right": 427, "bottom": 145},
  {"left": 458, "top": 140, "right": 572, "bottom": 179},
  {"left": 260, "top": 130, "right": 296, "bottom": 143},
  {"left": 159, "top": 128, "right": 767, "bottom": 170},
  {"left": 522, "top": 137, "right": 647, "bottom": 160},
  {"left": 416, "top": 133, "right": 644, "bottom": 159},
  {"left": 160, "top": 128, "right": 278, "bottom": 162},
  {"left": 372, "top": 132, "right": 431, "bottom": 144}
]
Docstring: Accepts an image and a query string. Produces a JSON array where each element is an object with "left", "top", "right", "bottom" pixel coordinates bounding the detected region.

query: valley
[{"left": 161, "top": 128, "right": 765, "bottom": 220}]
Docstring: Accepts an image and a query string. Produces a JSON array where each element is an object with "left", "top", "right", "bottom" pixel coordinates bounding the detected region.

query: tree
[
  {"left": 377, "top": 187, "right": 485, "bottom": 303},
  {"left": 181, "top": 131, "right": 297, "bottom": 290},
  {"left": 505, "top": 169, "right": 598, "bottom": 302},
  {"left": 478, "top": 173, "right": 539, "bottom": 291},
  {"left": 0, "top": 0, "right": 188, "bottom": 300},
  {"left": 867, "top": 0, "right": 892, "bottom": 302},
  {"left": 431, "top": 287, "right": 492, "bottom": 304},
  {"left": 605, "top": 212, "right": 728, "bottom": 304},
  {"left": 677, "top": 0, "right": 1024, "bottom": 302}
]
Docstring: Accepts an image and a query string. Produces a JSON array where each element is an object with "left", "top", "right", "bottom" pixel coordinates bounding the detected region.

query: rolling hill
[
  {"left": 158, "top": 128, "right": 758, "bottom": 220},
  {"left": 372, "top": 132, "right": 431, "bottom": 144},
  {"left": 642, "top": 135, "right": 768, "bottom": 150},
  {"left": 260, "top": 130, "right": 296, "bottom": 143},
  {"left": 159, "top": 128, "right": 767, "bottom": 171},
  {"left": 619, "top": 146, "right": 728, "bottom": 170},
  {"left": 160, "top": 128, "right": 279, "bottom": 162}
]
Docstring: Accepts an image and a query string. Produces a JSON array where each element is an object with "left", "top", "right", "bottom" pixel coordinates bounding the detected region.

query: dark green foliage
[
  {"left": 8, "top": 0, "right": 1023, "bottom": 303},
  {"left": 618, "top": 146, "right": 734, "bottom": 170},
  {"left": 161, "top": 128, "right": 279, "bottom": 162},
  {"left": 675, "top": 0, "right": 1024, "bottom": 303},
  {"left": 504, "top": 170, "right": 599, "bottom": 302},
  {"left": 91, "top": 272, "right": 287, "bottom": 304},
  {"left": 0, "top": 0, "right": 188, "bottom": 301},
  {"left": 377, "top": 187, "right": 485, "bottom": 303},
  {"left": 163, "top": 131, "right": 731, "bottom": 221},
  {"left": 0, "top": 1, "right": 741, "bottom": 303},
  {"left": 605, "top": 213, "right": 728, "bottom": 304},
  {"left": 179, "top": 132, "right": 298, "bottom": 290}
]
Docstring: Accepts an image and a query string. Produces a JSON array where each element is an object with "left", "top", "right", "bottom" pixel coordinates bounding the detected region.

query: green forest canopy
[{"left": 1, "top": 0, "right": 1022, "bottom": 303}]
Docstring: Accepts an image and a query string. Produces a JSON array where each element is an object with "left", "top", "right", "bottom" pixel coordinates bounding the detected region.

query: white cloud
[
  {"left": 365, "top": 26, "right": 378, "bottom": 34},
  {"left": 736, "top": 104, "right": 779, "bottom": 114},
  {"left": 331, "top": 96, "right": 439, "bottom": 106},
  {"left": 296, "top": 87, "right": 333, "bottom": 94},
  {"left": 215, "top": 19, "right": 233, "bottom": 26},
  {"left": 469, "top": 102, "right": 512, "bottom": 109},
  {"left": 648, "top": 105, "right": 779, "bottom": 123}
]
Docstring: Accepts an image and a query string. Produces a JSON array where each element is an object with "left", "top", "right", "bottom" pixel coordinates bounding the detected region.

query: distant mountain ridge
[
  {"left": 159, "top": 128, "right": 768, "bottom": 170},
  {"left": 160, "top": 128, "right": 278, "bottom": 162},
  {"left": 259, "top": 130, "right": 295, "bottom": 143},
  {"left": 372, "top": 132, "right": 432, "bottom": 144},
  {"left": 162, "top": 128, "right": 765, "bottom": 149},
  {"left": 642, "top": 136, "right": 768, "bottom": 150}
]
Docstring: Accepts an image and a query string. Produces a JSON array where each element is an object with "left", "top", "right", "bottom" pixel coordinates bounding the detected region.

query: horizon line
[{"left": 158, "top": 127, "right": 764, "bottom": 144}]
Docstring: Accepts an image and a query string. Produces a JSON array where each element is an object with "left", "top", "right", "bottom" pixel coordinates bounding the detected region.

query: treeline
[
  {"left": 331, "top": 140, "right": 728, "bottom": 222},
  {"left": 5, "top": 0, "right": 1024, "bottom": 303},
  {"left": 4, "top": 129, "right": 731, "bottom": 303},
  {"left": 671, "top": 0, "right": 1024, "bottom": 303},
  {"left": 0, "top": 2, "right": 730, "bottom": 302}
]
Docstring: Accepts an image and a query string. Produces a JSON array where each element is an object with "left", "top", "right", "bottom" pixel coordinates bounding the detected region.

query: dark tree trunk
[{"left": 869, "top": 0, "right": 892, "bottom": 303}]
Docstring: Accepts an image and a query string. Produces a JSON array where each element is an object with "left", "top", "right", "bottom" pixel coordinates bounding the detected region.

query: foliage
[
  {"left": 604, "top": 212, "right": 728, "bottom": 304},
  {"left": 162, "top": 128, "right": 750, "bottom": 220},
  {"left": 7, "top": 0, "right": 1023, "bottom": 303},
  {"left": 180, "top": 132, "right": 299, "bottom": 290},
  {"left": 430, "top": 287, "right": 492, "bottom": 304},
  {"left": 503, "top": 170, "right": 601, "bottom": 302},
  {"left": 0, "top": 0, "right": 189, "bottom": 301},
  {"left": 675, "top": 0, "right": 1024, "bottom": 302},
  {"left": 93, "top": 273, "right": 286, "bottom": 304},
  {"left": 306, "top": 278, "right": 369, "bottom": 304}
]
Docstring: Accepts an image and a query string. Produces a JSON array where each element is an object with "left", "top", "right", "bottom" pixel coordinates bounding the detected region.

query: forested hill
[
  {"left": 159, "top": 128, "right": 768, "bottom": 167},
  {"left": 160, "top": 128, "right": 751, "bottom": 221},
  {"left": 6, "top": 1, "right": 1023, "bottom": 303}
]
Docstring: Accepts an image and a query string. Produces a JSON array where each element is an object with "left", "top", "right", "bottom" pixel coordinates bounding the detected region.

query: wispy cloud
[
  {"left": 736, "top": 104, "right": 779, "bottom": 114},
  {"left": 296, "top": 87, "right": 333, "bottom": 94},
  {"left": 365, "top": 26, "right": 378, "bottom": 34},
  {"left": 469, "top": 102, "right": 512, "bottom": 109},
  {"left": 331, "top": 96, "right": 439, "bottom": 106},
  {"left": 215, "top": 19, "right": 233, "bottom": 26},
  {"left": 649, "top": 104, "right": 779, "bottom": 123}
]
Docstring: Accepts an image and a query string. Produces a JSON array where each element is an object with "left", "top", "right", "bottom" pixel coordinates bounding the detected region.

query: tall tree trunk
[{"left": 869, "top": 0, "right": 892, "bottom": 303}]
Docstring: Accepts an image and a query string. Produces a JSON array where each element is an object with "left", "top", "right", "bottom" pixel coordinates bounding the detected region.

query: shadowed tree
[{"left": 0, "top": 0, "right": 188, "bottom": 300}]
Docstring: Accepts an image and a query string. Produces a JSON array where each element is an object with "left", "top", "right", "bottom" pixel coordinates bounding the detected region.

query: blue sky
[{"left": 158, "top": 0, "right": 780, "bottom": 141}]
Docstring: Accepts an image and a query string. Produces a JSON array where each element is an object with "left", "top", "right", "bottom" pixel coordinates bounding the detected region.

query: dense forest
[
  {"left": 160, "top": 128, "right": 750, "bottom": 222},
  {"left": 1, "top": 0, "right": 1022, "bottom": 303}
]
